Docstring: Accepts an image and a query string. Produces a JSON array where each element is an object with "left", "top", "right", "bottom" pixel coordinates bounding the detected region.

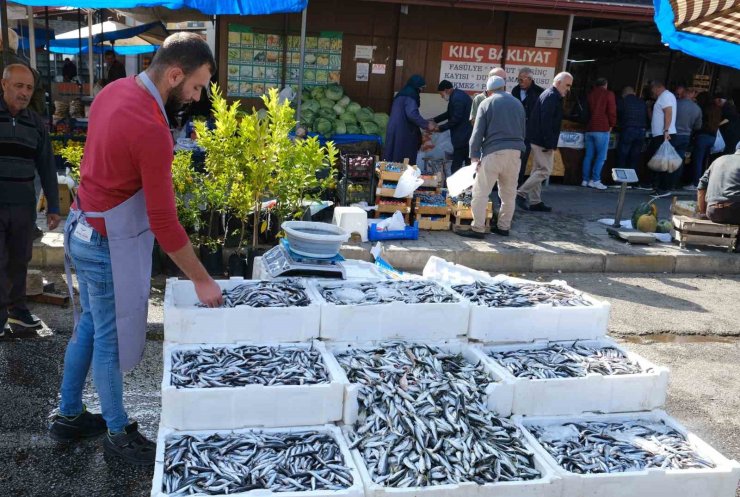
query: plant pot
[
  {"left": 258, "top": 211, "right": 280, "bottom": 246},
  {"left": 199, "top": 244, "right": 224, "bottom": 276},
  {"left": 228, "top": 251, "right": 248, "bottom": 278}
]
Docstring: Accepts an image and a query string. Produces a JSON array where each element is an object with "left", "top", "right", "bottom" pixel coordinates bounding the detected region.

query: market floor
[{"left": 1, "top": 273, "right": 739, "bottom": 496}]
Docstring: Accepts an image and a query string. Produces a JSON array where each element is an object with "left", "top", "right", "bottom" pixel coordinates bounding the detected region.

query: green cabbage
[
  {"left": 346, "top": 124, "right": 361, "bottom": 134},
  {"left": 360, "top": 121, "right": 380, "bottom": 135},
  {"left": 333, "top": 104, "right": 345, "bottom": 115},
  {"left": 303, "top": 100, "right": 320, "bottom": 113},
  {"left": 338, "top": 95, "right": 351, "bottom": 107},
  {"left": 310, "top": 87, "right": 325, "bottom": 100},
  {"left": 356, "top": 108, "right": 374, "bottom": 122},
  {"left": 333, "top": 120, "right": 347, "bottom": 135},
  {"left": 319, "top": 98, "right": 335, "bottom": 109},
  {"left": 324, "top": 85, "right": 344, "bottom": 101},
  {"left": 339, "top": 111, "right": 357, "bottom": 123},
  {"left": 315, "top": 118, "right": 333, "bottom": 136},
  {"left": 318, "top": 108, "right": 336, "bottom": 120},
  {"left": 302, "top": 110, "right": 315, "bottom": 125},
  {"left": 373, "top": 112, "right": 389, "bottom": 129},
  {"left": 347, "top": 102, "right": 361, "bottom": 114}
]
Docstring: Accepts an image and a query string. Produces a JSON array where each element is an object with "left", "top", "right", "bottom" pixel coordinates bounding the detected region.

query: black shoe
[
  {"left": 33, "top": 225, "right": 44, "bottom": 240},
  {"left": 103, "top": 422, "right": 156, "bottom": 467},
  {"left": 529, "top": 202, "right": 552, "bottom": 212},
  {"left": 7, "top": 309, "right": 41, "bottom": 328},
  {"left": 0, "top": 321, "right": 9, "bottom": 338},
  {"left": 516, "top": 195, "right": 529, "bottom": 210},
  {"left": 50, "top": 406, "right": 107, "bottom": 442},
  {"left": 455, "top": 229, "right": 486, "bottom": 240},
  {"left": 491, "top": 226, "right": 510, "bottom": 236}
]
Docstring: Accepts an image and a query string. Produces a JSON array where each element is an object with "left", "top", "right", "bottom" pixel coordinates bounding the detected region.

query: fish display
[
  {"left": 162, "top": 430, "right": 354, "bottom": 495},
  {"left": 170, "top": 344, "right": 330, "bottom": 389},
  {"left": 319, "top": 280, "right": 458, "bottom": 306},
  {"left": 199, "top": 279, "right": 311, "bottom": 308},
  {"left": 530, "top": 420, "right": 716, "bottom": 474},
  {"left": 488, "top": 342, "right": 648, "bottom": 379},
  {"left": 452, "top": 280, "right": 592, "bottom": 308},
  {"left": 335, "top": 342, "right": 541, "bottom": 487}
]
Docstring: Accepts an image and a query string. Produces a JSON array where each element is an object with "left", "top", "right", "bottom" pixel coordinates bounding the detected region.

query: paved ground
[{"left": 1, "top": 271, "right": 739, "bottom": 496}]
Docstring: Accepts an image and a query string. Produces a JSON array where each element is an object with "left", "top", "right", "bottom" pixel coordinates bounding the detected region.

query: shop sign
[
  {"left": 535, "top": 29, "right": 564, "bottom": 48},
  {"left": 439, "top": 42, "right": 559, "bottom": 94},
  {"left": 372, "top": 64, "right": 386, "bottom": 74},
  {"left": 355, "top": 45, "right": 374, "bottom": 59},
  {"left": 356, "top": 62, "right": 369, "bottom": 82}
]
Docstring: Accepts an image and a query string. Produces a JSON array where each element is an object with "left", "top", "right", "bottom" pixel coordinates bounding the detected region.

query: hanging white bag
[
  {"left": 711, "top": 130, "right": 726, "bottom": 154},
  {"left": 647, "top": 140, "right": 683, "bottom": 173},
  {"left": 393, "top": 165, "right": 424, "bottom": 198}
]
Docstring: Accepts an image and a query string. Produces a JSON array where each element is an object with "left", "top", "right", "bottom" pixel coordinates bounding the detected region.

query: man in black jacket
[
  {"left": 434, "top": 80, "right": 473, "bottom": 174},
  {"left": 102, "top": 50, "right": 126, "bottom": 86},
  {"left": 0, "top": 64, "right": 60, "bottom": 337},
  {"left": 511, "top": 68, "right": 545, "bottom": 185},
  {"left": 516, "top": 72, "right": 573, "bottom": 212}
]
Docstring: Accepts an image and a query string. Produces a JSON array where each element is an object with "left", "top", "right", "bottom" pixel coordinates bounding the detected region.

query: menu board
[{"left": 226, "top": 24, "right": 342, "bottom": 98}]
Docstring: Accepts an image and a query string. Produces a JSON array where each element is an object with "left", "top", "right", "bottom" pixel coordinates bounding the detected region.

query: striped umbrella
[{"left": 654, "top": 0, "right": 740, "bottom": 69}]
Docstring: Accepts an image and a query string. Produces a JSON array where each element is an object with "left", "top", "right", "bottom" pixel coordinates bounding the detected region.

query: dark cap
[{"left": 437, "top": 80, "right": 453, "bottom": 91}]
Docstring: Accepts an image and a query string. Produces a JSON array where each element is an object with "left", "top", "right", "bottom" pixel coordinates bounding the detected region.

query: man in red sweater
[
  {"left": 582, "top": 77, "right": 617, "bottom": 190},
  {"left": 49, "top": 33, "right": 223, "bottom": 466}
]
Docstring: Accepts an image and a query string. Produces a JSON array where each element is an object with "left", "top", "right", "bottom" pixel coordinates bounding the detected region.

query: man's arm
[
  {"left": 35, "top": 116, "right": 61, "bottom": 229},
  {"left": 697, "top": 165, "right": 712, "bottom": 215},
  {"left": 607, "top": 92, "right": 617, "bottom": 130},
  {"left": 438, "top": 95, "right": 466, "bottom": 133},
  {"left": 663, "top": 105, "right": 673, "bottom": 141},
  {"left": 540, "top": 94, "right": 558, "bottom": 150},
  {"left": 469, "top": 103, "right": 487, "bottom": 162}
]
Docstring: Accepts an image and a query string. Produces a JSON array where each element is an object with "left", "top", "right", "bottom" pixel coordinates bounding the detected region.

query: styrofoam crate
[
  {"left": 160, "top": 340, "right": 347, "bottom": 430},
  {"left": 312, "top": 279, "right": 470, "bottom": 342},
  {"left": 515, "top": 410, "right": 740, "bottom": 497},
  {"left": 163, "top": 277, "right": 320, "bottom": 344},
  {"left": 474, "top": 338, "right": 669, "bottom": 416},
  {"left": 323, "top": 340, "right": 511, "bottom": 426},
  {"left": 423, "top": 257, "right": 611, "bottom": 343},
  {"left": 151, "top": 424, "right": 365, "bottom": 497},
  {"left": 340, "top": 425, "right": 562, "bottom": 497}
]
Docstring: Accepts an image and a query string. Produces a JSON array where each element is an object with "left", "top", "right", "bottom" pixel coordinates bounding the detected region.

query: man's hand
[
  {"left": 194, "top": 277, "right": 224, "bottom": 308},
  {"left": 663, "top": 131, "right": 671, "bottom": 141},
  {"left": 47, "top": 213, "right": 61, "bottom": 231},
  {"left": 472, "top": 159, "right": 481, "bottom": 172},
  {"left": 427, "top": 121, "right": 437, "bottom": 132}
]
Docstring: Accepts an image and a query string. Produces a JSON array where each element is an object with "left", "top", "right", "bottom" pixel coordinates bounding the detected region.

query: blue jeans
[
  {"left": 616, "top": 127, "right": 645, "bottom": 169},
  {"left": 59, "top": 224, "right": 128, "bottom": 433},
  {"left": 583, "top": 131, "right": 610, "bottom": 182},
  {"left": 690, "top": 133, "right": 715, "bottom": 186}
]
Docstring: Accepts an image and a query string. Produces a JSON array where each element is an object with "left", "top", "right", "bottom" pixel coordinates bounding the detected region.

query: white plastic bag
[
  {"left": 394, "top": 166, "right": 423, "bottom": 198},
  {"left": 446, "top": 165, "right": 476, "bottom": 197},
  {"left": 647, "top": 140, "right": 682, "bottom": 173},
  {"left": 711, "top": 130, "right": 726, "bottom": 154},
  {"left": 375, "top": 211, "right": 407, "bottom": 231}
]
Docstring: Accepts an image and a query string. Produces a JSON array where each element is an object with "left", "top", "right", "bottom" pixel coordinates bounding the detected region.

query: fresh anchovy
[
  {"left": 415, "top": 193, "right": 448, "bottom": 206},
  {"left": 336, "top": 341, "right": 541, "bottom": 487},
  {"left": 319, "top": 280, "right": 458, "bottom": 306},
  {"left": 170, "top": 344, "right": 330, "bottom": 389},
  {"left": 452, "top": 280, "right": 592, "bottom": 308},
  {"left": 162, "top": 430, "right": 354, "bottom": 495},
  {"left": 451, "top": 190, "right": 473, "bottom": 206},
  {"left": 199, "top": 279, "right": 311, "bottom": 308},
  {"left": 489, "top": 341, "right": 648, "bottom": 379},
  {"left": 530, "top": 420, "right": 716, "bottom": 474}
]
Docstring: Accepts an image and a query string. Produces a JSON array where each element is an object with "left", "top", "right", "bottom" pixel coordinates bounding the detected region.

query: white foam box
[
  {"left": 160, "top": 340, "right": 347, "bottom": 430},
  {"left": 163, "top": 277, "right": 321, "bottom": 344},
  {"left": 340, "top": 424, "right": 562, "bottom": 497},
  {"left": 423, "top": 257, "right": 611, "bottom": 343},
  {"left": 474, "top": 338, "right": 669, "bottom": 417},
  {"left": 514, "top": 410, "right": 740, "bottom": 497},
  {"left": 312, "top": 279, "right": 470, "bottom": 342},
  {"left": 323, "top": 340, "right": 511, "bottom": 426},
  {"left": 151, "top": 424, "right": 365, "bottom": 497}
]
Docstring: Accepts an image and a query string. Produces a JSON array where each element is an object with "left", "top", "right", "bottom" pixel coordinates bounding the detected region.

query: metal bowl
[{"left": 281, "top": 221, "right": 349, "bottom": 259}]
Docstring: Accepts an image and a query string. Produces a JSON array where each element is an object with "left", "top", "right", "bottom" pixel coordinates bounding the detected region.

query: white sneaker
[
  {"left": 581, "top": 180, "right": 589, "bottom": 187},
  {"left": 590, "top": 181, "right": 608, "bottom": 190}
]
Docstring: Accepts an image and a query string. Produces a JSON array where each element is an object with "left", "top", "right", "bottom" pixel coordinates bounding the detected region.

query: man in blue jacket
[
  {"left": 434, "top": 80, "right": 473, "bottom": 174},
  {"left": 516, "top": 72, "right": 573, "bottom": 212}
]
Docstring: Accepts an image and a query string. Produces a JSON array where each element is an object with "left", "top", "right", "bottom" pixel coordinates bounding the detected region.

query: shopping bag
[
  {"left": 711, "top": 130, "right": 726, "bottom": 154},
  {"left": 393, "top": 166, "right": 424, "bottom": 198},
  {"left": 647, "top": 140, "right": 683, "bottom": 173}
]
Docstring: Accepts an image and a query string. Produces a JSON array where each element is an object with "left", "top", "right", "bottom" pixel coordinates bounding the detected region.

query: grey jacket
[
  {"left": 469, "top": 91, "right": 526, "bottom": 160},
  {"left": 698, "top": 151, "right": 740, "bottom": 204}
]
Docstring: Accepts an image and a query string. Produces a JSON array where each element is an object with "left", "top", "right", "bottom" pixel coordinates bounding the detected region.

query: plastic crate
[
  {"left": 368, "top": 220, "right": 419, "bottom": 241},
  {"left": 342, "top": 153, "right": 375, "bottom": 179}
]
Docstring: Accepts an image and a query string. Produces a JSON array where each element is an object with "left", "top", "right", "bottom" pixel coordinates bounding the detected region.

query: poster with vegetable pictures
[{"left": 226, "top": 24, "right": 342, "bottom": 98}]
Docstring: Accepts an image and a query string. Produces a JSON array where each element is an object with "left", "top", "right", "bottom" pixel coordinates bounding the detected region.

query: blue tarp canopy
[
  {"left": 653, "top": 0, "right": 740, "bottom": 70},
  {"left": 13, "top": 26, "right": 55, "bottom": 50},
  {"left": 10, "top": 0, "right": 308, "bottom": 15},
  {"left": 49, "top": 20, "right": 165, "bottom": 54}
]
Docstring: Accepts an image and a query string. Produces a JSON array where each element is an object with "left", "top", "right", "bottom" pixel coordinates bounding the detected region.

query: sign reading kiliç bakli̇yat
[{"left": 439, "top": 42, "right": 559, "bottom": 94}]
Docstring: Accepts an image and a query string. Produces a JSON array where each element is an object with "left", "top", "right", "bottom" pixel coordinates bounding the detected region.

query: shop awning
[
  {"left": 9, "top": 0, "right": 308, "bottom": 16},
  {"left": 13, "top": 25, "right": 54, "bottom": 49},
  {"left": 49, "top": 19, "right": 165, "bottom": 55},
  {"left": 654, "top": 0, "right": 740, "bottom": 69}
]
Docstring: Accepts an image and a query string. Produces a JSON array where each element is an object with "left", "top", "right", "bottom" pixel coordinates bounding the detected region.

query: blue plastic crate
[{"left": 368, "top": 221, "right": 419, "bottom": 241}]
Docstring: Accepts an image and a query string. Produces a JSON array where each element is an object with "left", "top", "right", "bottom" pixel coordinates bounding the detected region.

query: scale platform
[
  {"left": 606, "top": 226, "right": 655, "bottom": 244},
  {"left": 262, "top": 239, "right": 346, "bottom": 279}
]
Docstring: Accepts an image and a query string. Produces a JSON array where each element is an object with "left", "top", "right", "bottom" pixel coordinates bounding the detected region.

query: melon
[
  {"left": 636, "top": 214, "right": 658, "bottom": 233},
  {"left": 656, "top": 219, "right": 673, "bottom": 233},
  {"left": 631, "top": 201, "right": 658, "bottom": 229}
]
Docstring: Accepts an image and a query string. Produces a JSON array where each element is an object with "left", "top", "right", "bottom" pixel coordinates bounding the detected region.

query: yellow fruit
[{"left": 636, "top": 214, "right": 658, "bottom": 233}]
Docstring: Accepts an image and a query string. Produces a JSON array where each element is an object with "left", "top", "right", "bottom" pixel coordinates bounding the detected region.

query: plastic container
[
  {"left": 515, "top": 410, "right": 740, "bottom": 497},
  {"left": 474, "top": 338, "right": 669, "bottom": 416},
  {"left": 282, "top": 221, "right": 350, "bottom": 258},
  {"left": 368, "top": 220, "right": 419, "bottom": 241},
  {"left": 160, "top": 340, "right": 347, "bottom": 430}
]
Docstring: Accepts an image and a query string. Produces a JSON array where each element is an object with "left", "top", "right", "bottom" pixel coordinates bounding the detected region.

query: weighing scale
[
  {"left": 262, "top": 239, "right": 346, "bottom": 279},
  {"left": 606, "top": 168, "right": 656, "bottom": 245}
]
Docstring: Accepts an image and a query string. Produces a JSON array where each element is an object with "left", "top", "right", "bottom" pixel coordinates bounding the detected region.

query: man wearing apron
[{"left": 49, "top": 33, "right": 223, "bottom": 466}]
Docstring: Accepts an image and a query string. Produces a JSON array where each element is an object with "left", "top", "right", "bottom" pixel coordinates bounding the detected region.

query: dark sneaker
[
  {"left": 103, "top": 422, "right": 156, "bottom": 467},
  {"left": 50, "top": 407, "right": 107, "bottom": 441},
  {"left": 528, "top": 202, "right": 552, "bottom": 212},
  {"left": 455, "top": 229, "right": 485, "bottom": 240},
  {"left": 7, "top": 309, "right": 42, "bottom": 328},
  {"left": 515, "top": 195, "right": 529, "bottom": 210},
  {"left": 490, "top": 226, "right": 510, "bottom": 236},
  {"left": 33, "top": 225, "right": 44, "bottom": 240}
]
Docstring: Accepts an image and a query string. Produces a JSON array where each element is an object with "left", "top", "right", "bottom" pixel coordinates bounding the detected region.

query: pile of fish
[
  {"left": 170, "top": 344, "right": 330, "bottom": 389},
  {"left": 530, "top": 420, "right": 715, "bottom": 474},
  {"left": 489, "top": 342, "right": 647, "bottom": 379},
  {"left": 452, "top": 280, "right": 592, "bottom": 308},
  {"left": 336, "top": 342, "right": 541, "bottom": 487},
  {"left": 162, "top": 430, "right": 354, "bottom": 495},
  {"left": 451, "top": 190, "right": 473, "bottom": 206},
  {"left": 202, "top": 279, "right": 311, "bottom": 308},
  {"left": 415, "top": 193, "right": 448, "bottom": 206},
  {"left": 319, "top": 280, "right": 458, "bottom": 306}
]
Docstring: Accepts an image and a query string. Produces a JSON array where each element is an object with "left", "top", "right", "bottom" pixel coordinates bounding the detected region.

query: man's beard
[{"left": 165, "top": 81, "right": 189, "bottom": 113}]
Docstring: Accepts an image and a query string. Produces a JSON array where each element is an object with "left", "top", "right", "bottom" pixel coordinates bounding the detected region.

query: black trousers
[
  {"left": 451, "top": 146, "right": 471, "bottom": 174},
  {"left": 0, "top": 203, "right": 36, "bottom": 321},
  {"left": 707, "top": 202, "right": 740, "bottom": 226},
  {"left": 518, "top": 140, "right": 531, "bottom": 186}
]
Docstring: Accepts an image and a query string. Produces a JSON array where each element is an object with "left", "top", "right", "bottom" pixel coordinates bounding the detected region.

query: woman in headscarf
[{"left": 383, "top": 75, "right": 435, "bottom": 162}]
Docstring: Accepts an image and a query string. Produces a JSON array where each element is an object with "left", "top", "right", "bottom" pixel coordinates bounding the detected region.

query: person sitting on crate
[{"left": 697, "top": 141, "right": 740, "bottom": 228}]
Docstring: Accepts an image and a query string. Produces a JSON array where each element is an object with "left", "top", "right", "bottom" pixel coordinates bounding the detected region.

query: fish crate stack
[
  {"left": 338, "top": 153, "right": 375, "bottom": 206},
  {"left": 413, "top": 174, "right": 451, "bottom": 230},
  {"left": 450, "top": 191, "right": 493, "bottom": 231},
  {"left": 374, "top": 161, "right": 412, "bottom": 222}
]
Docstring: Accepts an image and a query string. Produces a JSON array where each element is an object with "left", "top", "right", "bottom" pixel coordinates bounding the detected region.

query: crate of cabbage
[{"left": 300, "top": 84, "right": 388, "bottom": 141}]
